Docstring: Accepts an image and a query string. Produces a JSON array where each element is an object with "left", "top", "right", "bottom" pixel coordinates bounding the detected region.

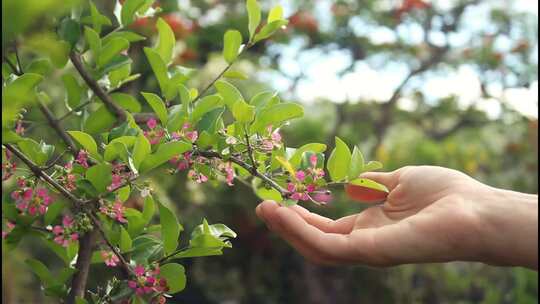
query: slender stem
[
  {"left": 243, "top": 126, "right": 257, "bottom": 173},
  {"left": 87, "top": 212, "right": 132, "bottom": 275},
  {"left": 41, "top": 149, "right": 70, "bottom": 171},
  {"left": 3, "top": 56, "right": 21, "bottom": 76},
  {"left": 69, "top": 52, "right": 127, "bottom": 121},
  {"left": 38, "top": 101, "right": 79, "bottom": 153},
  {"left": 13, "top": 44, "right": 23, "bottom": 75},
  {"left": 192, "top": 45, "right": 250, "bottom": 104},
  {"left": 58, "top": 100, "right": 92, "bottom": 122}
]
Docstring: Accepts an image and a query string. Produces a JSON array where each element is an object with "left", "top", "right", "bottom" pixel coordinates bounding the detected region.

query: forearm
[{"left": 480, "top": 187, "right": 538, "bottom": 270}]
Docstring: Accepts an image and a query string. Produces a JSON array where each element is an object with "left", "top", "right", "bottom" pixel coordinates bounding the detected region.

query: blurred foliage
[{"left": 2, "top": 0, "right": 538, "bottom": 303}]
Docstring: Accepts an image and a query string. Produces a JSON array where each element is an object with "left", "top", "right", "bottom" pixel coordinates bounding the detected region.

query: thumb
[{"left": 359, "top": 169, "right": 402, "bottom": 191}]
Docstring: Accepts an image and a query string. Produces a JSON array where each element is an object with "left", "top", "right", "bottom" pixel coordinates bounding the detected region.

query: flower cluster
[
  {"left": 287, "top": 155, "right": 326, "bottom": 202},
  {"left": 128, "top": 265, "right": 169, "bottom": 300},
  {"left": 171, "top": 123, "right": 198, "bottom": 143},
  {"left": 58, "top": 162, "right": 77, "bottom": 191},
  {"left": 144, "top": 119, "right": 166, "bottom": 145},
  {"left": 108, "top": 163, "right": 133, "bottom": 191},
  {"left": 76, "top": 150, "right": 90, "bottom": 168},
  {"left": 169, "top": 152, "right": 192, "bottom": 171},
  {"left": 99, "top": 199, "right": 128, "bottom": 224},
  {"left": 50, "top": 215, "right": 79, "bottom": 247},
  {"left": 218, "top": 162, "right": 235, "bottom": 186},
  {"left": 2, "top": 221, "right": 16, "bottom": 239},
  {"left": 101, "top": 250, "right": 120, "bottom": 267},
  {"left": 2, "top": 149, "right": 16, "bottom": 181},
  {"left": 10, "top": 179, "right": 53, "bottom": 216},
  {"left": 259, "top": 126, "right": 282, "bottom": 152}
]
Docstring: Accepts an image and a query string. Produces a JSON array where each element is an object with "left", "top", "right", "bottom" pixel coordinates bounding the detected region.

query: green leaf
[
  {"left": 232, "top": 99, "right": 255, "bottom": 123},
  {"left": 250, "top": 103, "right": 304, "bottom": 133},
  {"left": 102, "top": 31, "right": 146, "bottom": 45},
  {"left": 139, "top": 141, "right": 192, "bottom": 173},
  {"left": 191, "top": 95, "right": 223, "bottom": 123},
  {"left": 141, "top": 92, "right": 168, "bottom": 125},
  {"left": 300, "top": 152, "right": 325, "bottom": 170},
  {"left": 25, "top": 58, "right": 53, "bottom": 76},
  {"left": 86, "top": 163, "right": 112, "bottom": 193},
  {"left": 131, "top": 234, "right": 163, "bottom": 264},
  {"left": 17, "top": 139, "right": 55, "bottom": 166},
  {"left": 246, "top": 0, "right": 261, "bottom": 39},
  {"left": 159, "top": 202, "right": 182, "bottom": 256},
  {"left": 192, "top": 219, "right": 237, "bottom": 240},
  {"left": 223, "top": 70, "right": 248, "bottom": 80},
  {"left": 349, "top": 178, "right": 389, "bottom": 193},
  {"left": 214, "top": 80, "right": 243, "bottom": 109},
  {"left": 97, "top": 37, "right": 129, "bottom": 68},
  {"left": 349, "top": 146, "right": 365, "bottom": 179},
  {"left": 159, "top": 263, "right": 186, "bottom": 294},
  {"left": 58, "top": 18, "right": 81, "bottom": 48},
  {"left": 121, "top": 0, "right": 146, "bottom": 26},
  {"left": 57, "top": 267, "right": 77, "bottom": 285},
  {"left": 155, "top": 18, "right": 175, "bottom": 65},
  {"left": 84, "top": 105, "right": 116, "bottom": 134},
  {"left": 44, "top": 201, "right": 65, "bottom": 226},
  {"left": 253, "top": 20, "right": 288, "bottom": 43},
  {"left": 327, "top": 137, "right": 351, "bottom": 182},
  {"left": 268, "top": 5, "right": 284, "bottom": 23},
  {"left": 125, "top": 209, "right": 147, "bottom": 238},
  {"left": 112, "top": 187, "right": 129, "bottom": 204},
  {"left": 142, "top": 195, "right": 156, "bottom": 225},
  {"left": 43, "top": 240, "right": 70, "bottom": 266},
  {"left": 62, "top": 74, "right": 84, "bottom": 109},
  {"left": 88, "top": 1, "right": 111, "bottom": 34},
  {"left": 132, "top": 134, "right": 151, "bottom": 170},
  {"left": 68, "top": 131, "right": 102, "bottom": 161},
  {"left": 364, "top": 161, "right": 383, "bottom": 172},
  {"left": 104, "top": 136, "right": 136, "bottom": 162},
  {"left": 110, "top": 93, "right": 141, "bottom": 112},
  {"left": 119, "top": 226, "right": 133, "bottom": 253},
  {"left": 223, "top": 30, "right": 243, "bottom": 64},
  {"left": 144, "top": 47, "right": 169, "bottom": 98},
  {"left": 289, "top": 143, "right": 327, "bottom": 168},
  {"left": 84, "top": 26, "right": 101, "bottom": 56},
  {"left": 2, "top": 73, "right": 43, "bottom": 127},
  {"left": 26, "top": 259, "right": 54, "bottom": 288}
]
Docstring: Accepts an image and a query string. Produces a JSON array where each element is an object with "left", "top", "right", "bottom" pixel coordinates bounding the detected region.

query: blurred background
[{"left": 2, "top": 0, "right": 538, "bottom": 303}]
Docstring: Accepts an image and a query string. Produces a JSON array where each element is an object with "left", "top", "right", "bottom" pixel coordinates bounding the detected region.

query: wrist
[{"left": 476, "top": 187, "right": 538, "bottom": 269}]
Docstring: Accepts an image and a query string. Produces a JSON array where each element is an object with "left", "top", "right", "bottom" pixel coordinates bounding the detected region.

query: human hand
[{"left": 255, "top": 166, "right": 538, "bottom": 269}]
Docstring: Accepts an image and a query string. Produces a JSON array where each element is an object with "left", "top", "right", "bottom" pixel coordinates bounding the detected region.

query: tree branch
[
  {"left": 69, "top": 52, "right": 127, "bottom": 121},
  {"left": 66, "top": 230, "right": 98, "bottom": 304}
]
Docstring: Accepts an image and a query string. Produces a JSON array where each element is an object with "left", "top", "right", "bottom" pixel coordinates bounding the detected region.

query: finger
[
  {"left": 259, "top": 202, "right": 331, "bottom": 264},
  {"left": 274, "top": 207, "right": 358, "bottom": 264},
  {"left": 360, "top": 168, "right": 405, "bottom": 191},
  {"left": 289, "top": 205, "right": 357, "bottom": 234}
]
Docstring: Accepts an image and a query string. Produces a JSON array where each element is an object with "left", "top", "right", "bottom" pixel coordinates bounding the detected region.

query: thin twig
[
  {"left": 58, "top": 100, "right": 93, "bottom": 122},
  {"left": 69, "top": 52, "right": 127, "bottom": 121}
]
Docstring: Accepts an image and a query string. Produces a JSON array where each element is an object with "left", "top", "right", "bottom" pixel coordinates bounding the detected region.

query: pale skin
[{"left": 255, "top": 166, "right": 538, "bottom": 270}]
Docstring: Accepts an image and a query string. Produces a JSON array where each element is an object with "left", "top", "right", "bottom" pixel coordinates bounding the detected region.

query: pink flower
[
  {"left": 185, "top": 131, "right": 198, "bottom": 142},
  {"left": 134, "top": 265, "right": 146, "bottom": 276},
  {"left": 52, "top": 226, "right": 64, "bottom": 234},
  {"left": 108, "top": 174, "right": 123, "bottom": 191},
  {"left": 295, "top": 171, "right": 306, "bottom": 182},
  {"left": 101, "top": 250, "right": 120, "bottom": 267},
  {"left": 23, "top": 188, "right": 33, "bottom": 201},
  {"left": 271, "top": 131, "right": 282, "bottom": 143},
  {"left": 147, "top": 118, "right": 158, "bottom": 130},
  {"left": 128, "top": 281, "right": 138, "bottom": 289},
  {"left": 287, "top": 183, "right": 296, "bottom": 192},
  {"left": 51, "top": 216, "right": 78, "bottom": 247},
  {"left": 224, "top": 163, "right": 235, "bottom": 186},
  {"left": 15, "top": 120, "right": 25, "bottom": 135},
  {"left": 2, "top": 221, "right": 15, "bottom": 239},
  {"left": 63, "top": 215, "right": 74, "bottom": 227},
  {"left": 306, "top": 184, "right": 316, "bottom": 192},
  {"left": 310, "top": 154, "right": 318, "bottom": 167},
  {"left": 99, "top": 200, "right": 128, "bottom": 224},
  {"left": 76, "top": 150, "right": 89, "bottom": 168}
]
